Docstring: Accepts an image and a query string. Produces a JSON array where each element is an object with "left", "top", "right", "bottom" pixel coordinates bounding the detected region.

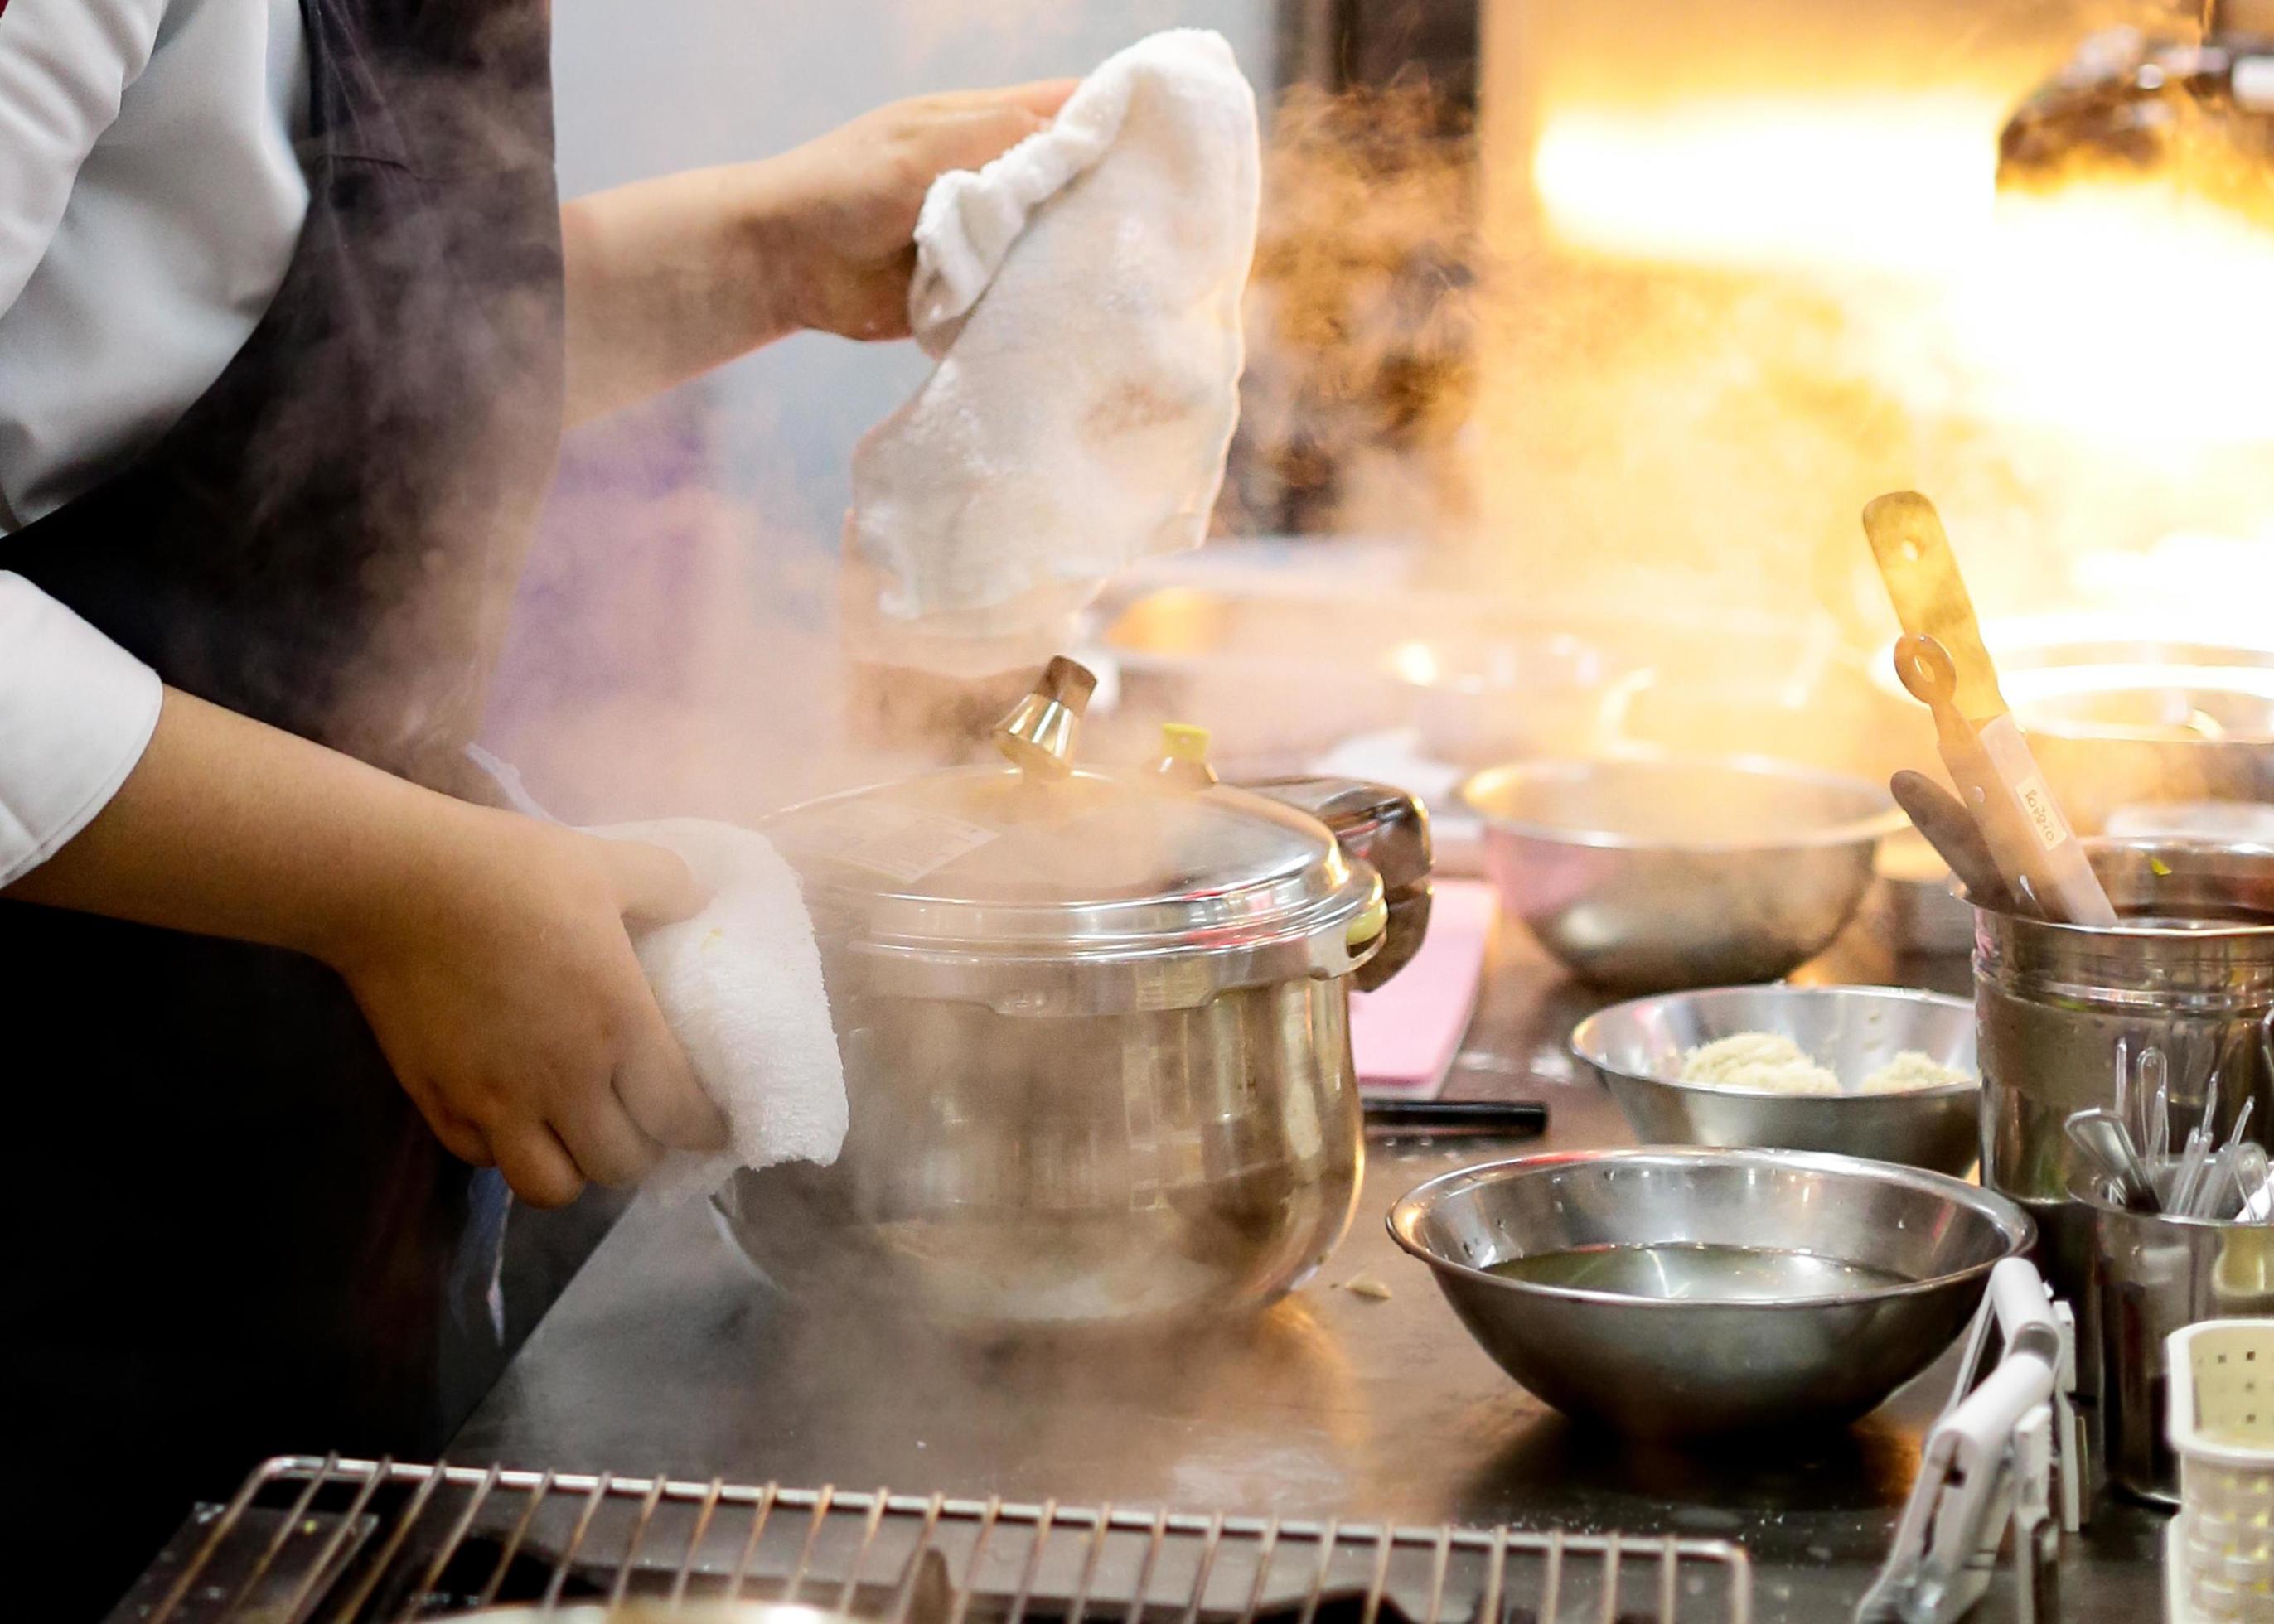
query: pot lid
[
  {"left": 762, "top": 660, "right": 1387, "bottom": 1013},
  {"left": 764, "top": 762, "right": 1374, "bottom": 964}
]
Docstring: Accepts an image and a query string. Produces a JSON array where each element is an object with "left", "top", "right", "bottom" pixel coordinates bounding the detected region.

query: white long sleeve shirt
[{"left": 0, "top": 0, "right": 308, "bottom": 883}]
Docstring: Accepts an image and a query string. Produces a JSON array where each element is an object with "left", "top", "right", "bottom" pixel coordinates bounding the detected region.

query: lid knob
[
  {"left": 1152, "top": 722, "right": 1219, "bottom": 788},
  {"left": 1160, "top": 723, "right": 1212, "bottom": 762},
  {"left": 992, "top": 655, "right": 1098, "bottom": 779}
]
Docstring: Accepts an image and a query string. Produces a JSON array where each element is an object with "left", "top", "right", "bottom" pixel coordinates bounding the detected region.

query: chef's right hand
[
  {"left": 333, "top": 811, "right": 729, "bottom": 1206},
  {"left": 5, "top": 687, "right": 727, "bottom": 1206}
]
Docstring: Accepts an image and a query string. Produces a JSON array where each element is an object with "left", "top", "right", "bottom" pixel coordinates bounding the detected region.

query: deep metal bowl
[
  {"left": 1570, "top": 984, "right": 1981, "bottom": 1175},
  {"left": 1461, "top": 756, "right": 1903, "bottom": 990},
  {"left": 1870, "top": 631, "right": 2274, "bottom": 834},
  {"left": 1387, "top": 1148, "right": 2033, "bottom": 1438}
]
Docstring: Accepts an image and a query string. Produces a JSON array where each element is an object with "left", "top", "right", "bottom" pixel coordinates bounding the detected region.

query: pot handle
[{"left": 1240, "top": 776, "right": 1433, "bottom": 992}]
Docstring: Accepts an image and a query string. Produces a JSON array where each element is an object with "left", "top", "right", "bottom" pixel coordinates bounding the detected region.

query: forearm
[
  {"left": 559, "top": 81, "right": 1070, "bottom": 427},
  {"left": 3, "top": 685, "right": 491, "bottom": 964},
  {"left": 6, "top": 689, "right": 724, "bottom": 1198},
  {"left": 560, "top": 162, "right": 798, "bottom": 427}
]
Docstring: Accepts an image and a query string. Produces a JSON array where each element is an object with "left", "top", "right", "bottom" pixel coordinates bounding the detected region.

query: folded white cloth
[
  {"left": 844, "top": 28, "right": 1260, "bottom": 676},
  {"left": 591, "top": 819, "right": 848, "bottom": 1202}
]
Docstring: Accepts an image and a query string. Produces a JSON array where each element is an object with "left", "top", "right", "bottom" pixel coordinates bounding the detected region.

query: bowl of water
[{"left": 1386, "top": 1147, "right": 2033, "bottom": 1437}]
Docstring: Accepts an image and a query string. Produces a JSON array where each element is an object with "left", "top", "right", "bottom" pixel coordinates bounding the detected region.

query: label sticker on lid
[{"left": 814, "top": 800, "right": 1001, "bottom": 884}]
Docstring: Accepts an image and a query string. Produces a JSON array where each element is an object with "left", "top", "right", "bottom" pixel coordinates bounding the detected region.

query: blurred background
[{"left": 488, "top": 0, "right": 2274, "bottom": 843}]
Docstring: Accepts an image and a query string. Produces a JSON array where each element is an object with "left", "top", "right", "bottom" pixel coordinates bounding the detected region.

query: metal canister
[
  {"left": 1975, "top": 842, "right": 2274, "bottom": 1319},
  {"left": 2077, "top": 1181, "right": 2274, "bottom": 1502}
]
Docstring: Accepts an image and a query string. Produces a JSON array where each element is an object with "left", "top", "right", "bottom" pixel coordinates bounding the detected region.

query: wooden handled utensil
[
  {"left": 1891, "top": 632, "right": 2116, "bottom": 926},
  {"left": 1863, "top": 493, "right": 2009, "bottom": 723},
  {"left": 1865, "top": 494, "right": 2117, "bottom": 927},
  {"left": 1889, "top": 769, "right": 2020, "bottom": 914}
]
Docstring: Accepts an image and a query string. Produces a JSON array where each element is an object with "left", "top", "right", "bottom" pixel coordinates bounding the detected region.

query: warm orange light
[
  {"left": 1530, "top": 97, "right": 2274, "bottom": 446},
  {"left": 1944, "top": 185, "right": 2274, "bottom": 445},
  {"left": 1531, "top": 95, "right": 2001, "bottom": 277}
]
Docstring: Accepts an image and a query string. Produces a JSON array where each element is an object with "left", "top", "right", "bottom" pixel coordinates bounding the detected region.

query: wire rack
[{"left": 114, "top": 1456, "right": 1752, "bottom": 1624}]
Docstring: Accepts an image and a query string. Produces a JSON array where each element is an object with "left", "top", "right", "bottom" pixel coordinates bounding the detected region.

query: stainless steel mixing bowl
[
  {"left": 1570, "top": 984, "right": 1981, "bottom": 1175},
  {"left": 1386, "top": 1148, "right": 2033, "bottom": 1437},
  {"left": 1461, "top": 756, "right": 1903, "bottom": 990}
]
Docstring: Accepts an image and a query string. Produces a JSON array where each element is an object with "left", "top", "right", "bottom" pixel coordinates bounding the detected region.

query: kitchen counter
[{"left": 451, "top": 914, "right": 2170, "bottom": 1624}]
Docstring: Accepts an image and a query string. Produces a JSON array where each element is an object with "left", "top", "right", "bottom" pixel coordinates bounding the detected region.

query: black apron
[{"left": 0, "top": 0, "right": 564, "bottom": 1602}]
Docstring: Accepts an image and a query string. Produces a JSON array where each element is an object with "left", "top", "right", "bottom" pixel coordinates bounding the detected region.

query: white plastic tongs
[{"left": 1855, "top": 1258, "right": 2085, "bottom": 1624}]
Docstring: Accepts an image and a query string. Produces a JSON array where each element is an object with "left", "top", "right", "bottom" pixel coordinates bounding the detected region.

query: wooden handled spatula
[{"left": 1865, "top": 493, "right": 2117, "bottom": 926}]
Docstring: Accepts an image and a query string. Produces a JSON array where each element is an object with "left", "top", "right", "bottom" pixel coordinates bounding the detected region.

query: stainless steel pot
[{"left": 714, "top": 660, "right": 1431, "bottom": 1331}]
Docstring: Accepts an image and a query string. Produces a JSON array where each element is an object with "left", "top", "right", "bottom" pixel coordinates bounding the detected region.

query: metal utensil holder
[
  {"left": 2074, "top": 1178, "right": 2274, "bottom": 1504},
  {"left": 1975, "top": 841, "right": 2274, "bottom": 1325}
]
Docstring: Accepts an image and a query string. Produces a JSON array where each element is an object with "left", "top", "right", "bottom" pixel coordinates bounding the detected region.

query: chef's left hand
[
  {"left": 559, "top": 79, "right": 1075, "bottom": 422},
  {"left": 756, "top": 80, "right": 1077, "bottom": 341}
]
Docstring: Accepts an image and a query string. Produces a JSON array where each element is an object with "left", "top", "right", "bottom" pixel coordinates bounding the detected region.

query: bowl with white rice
[{"left": 1569, "top": 984, "right": 1981, "bottom": 1176}]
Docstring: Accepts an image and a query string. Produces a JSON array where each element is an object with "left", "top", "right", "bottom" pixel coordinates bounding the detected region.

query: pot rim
[{"left": 1459, "top": 754, "right": 1905, "bottom": 855}]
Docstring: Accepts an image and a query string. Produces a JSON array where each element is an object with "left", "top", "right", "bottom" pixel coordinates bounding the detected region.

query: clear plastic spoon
[
  {"left": 2189, "top": 1138, "right": 2250, "bottom": 1221},
  {"left": 2065, "top": 1108, "right": 2160, "bottom": 1213},
  {"left": 2142, "top": 1046, "right": 2171, "bottom": 1169},
  {"left": 2173, "top": 1126, "right": 2213, "bottom": 1217},
  {"left": 2233, "top": 1144, "right": 2273, "bottom": 1222}
]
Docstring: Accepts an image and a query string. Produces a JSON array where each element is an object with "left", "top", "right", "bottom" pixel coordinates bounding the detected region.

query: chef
[{"left": 0, "top": 0, "right": 1069, "bottom": 1597}]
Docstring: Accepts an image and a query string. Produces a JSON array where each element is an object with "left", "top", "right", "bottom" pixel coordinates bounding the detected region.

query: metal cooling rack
[{"left": 115, "top": 1456, "right": 1752, "bottom": 1624}]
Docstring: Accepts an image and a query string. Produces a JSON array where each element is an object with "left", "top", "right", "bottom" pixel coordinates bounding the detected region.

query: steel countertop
[{"left": 450, "top": 912, "right": 2170, "bottom": 1624}]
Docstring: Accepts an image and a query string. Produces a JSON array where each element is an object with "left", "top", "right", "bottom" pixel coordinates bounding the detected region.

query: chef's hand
[
  {"left": 7, "top": 689, "right": 729, "bottom": 1207},
  {"left": 335, "top": 814, "right": 730, "bottom": 1206},
  {"left": 559, "top": 78, "right": 1077, "bottom": 423},
  {"left": 760, "top": 80, "right": 1078, "bottom": 341}
]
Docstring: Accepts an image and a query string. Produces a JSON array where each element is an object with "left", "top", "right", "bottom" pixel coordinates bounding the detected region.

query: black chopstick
[{"left": 1362, "top": 1100, "right": 1550, "bottom": 1135}]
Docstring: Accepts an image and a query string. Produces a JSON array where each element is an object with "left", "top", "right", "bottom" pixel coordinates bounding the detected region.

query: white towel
[
  {"left": 844, "top": 28, "right": 1260, "bottom": 676},
  {"left": 591, "top": 819, "right": 849, "bottom": 1202}
]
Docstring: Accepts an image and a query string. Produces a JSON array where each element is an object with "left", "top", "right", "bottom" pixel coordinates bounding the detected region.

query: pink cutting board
[{"left": 1352, "top": 878, "right": 1496, "bottom": 1100}]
